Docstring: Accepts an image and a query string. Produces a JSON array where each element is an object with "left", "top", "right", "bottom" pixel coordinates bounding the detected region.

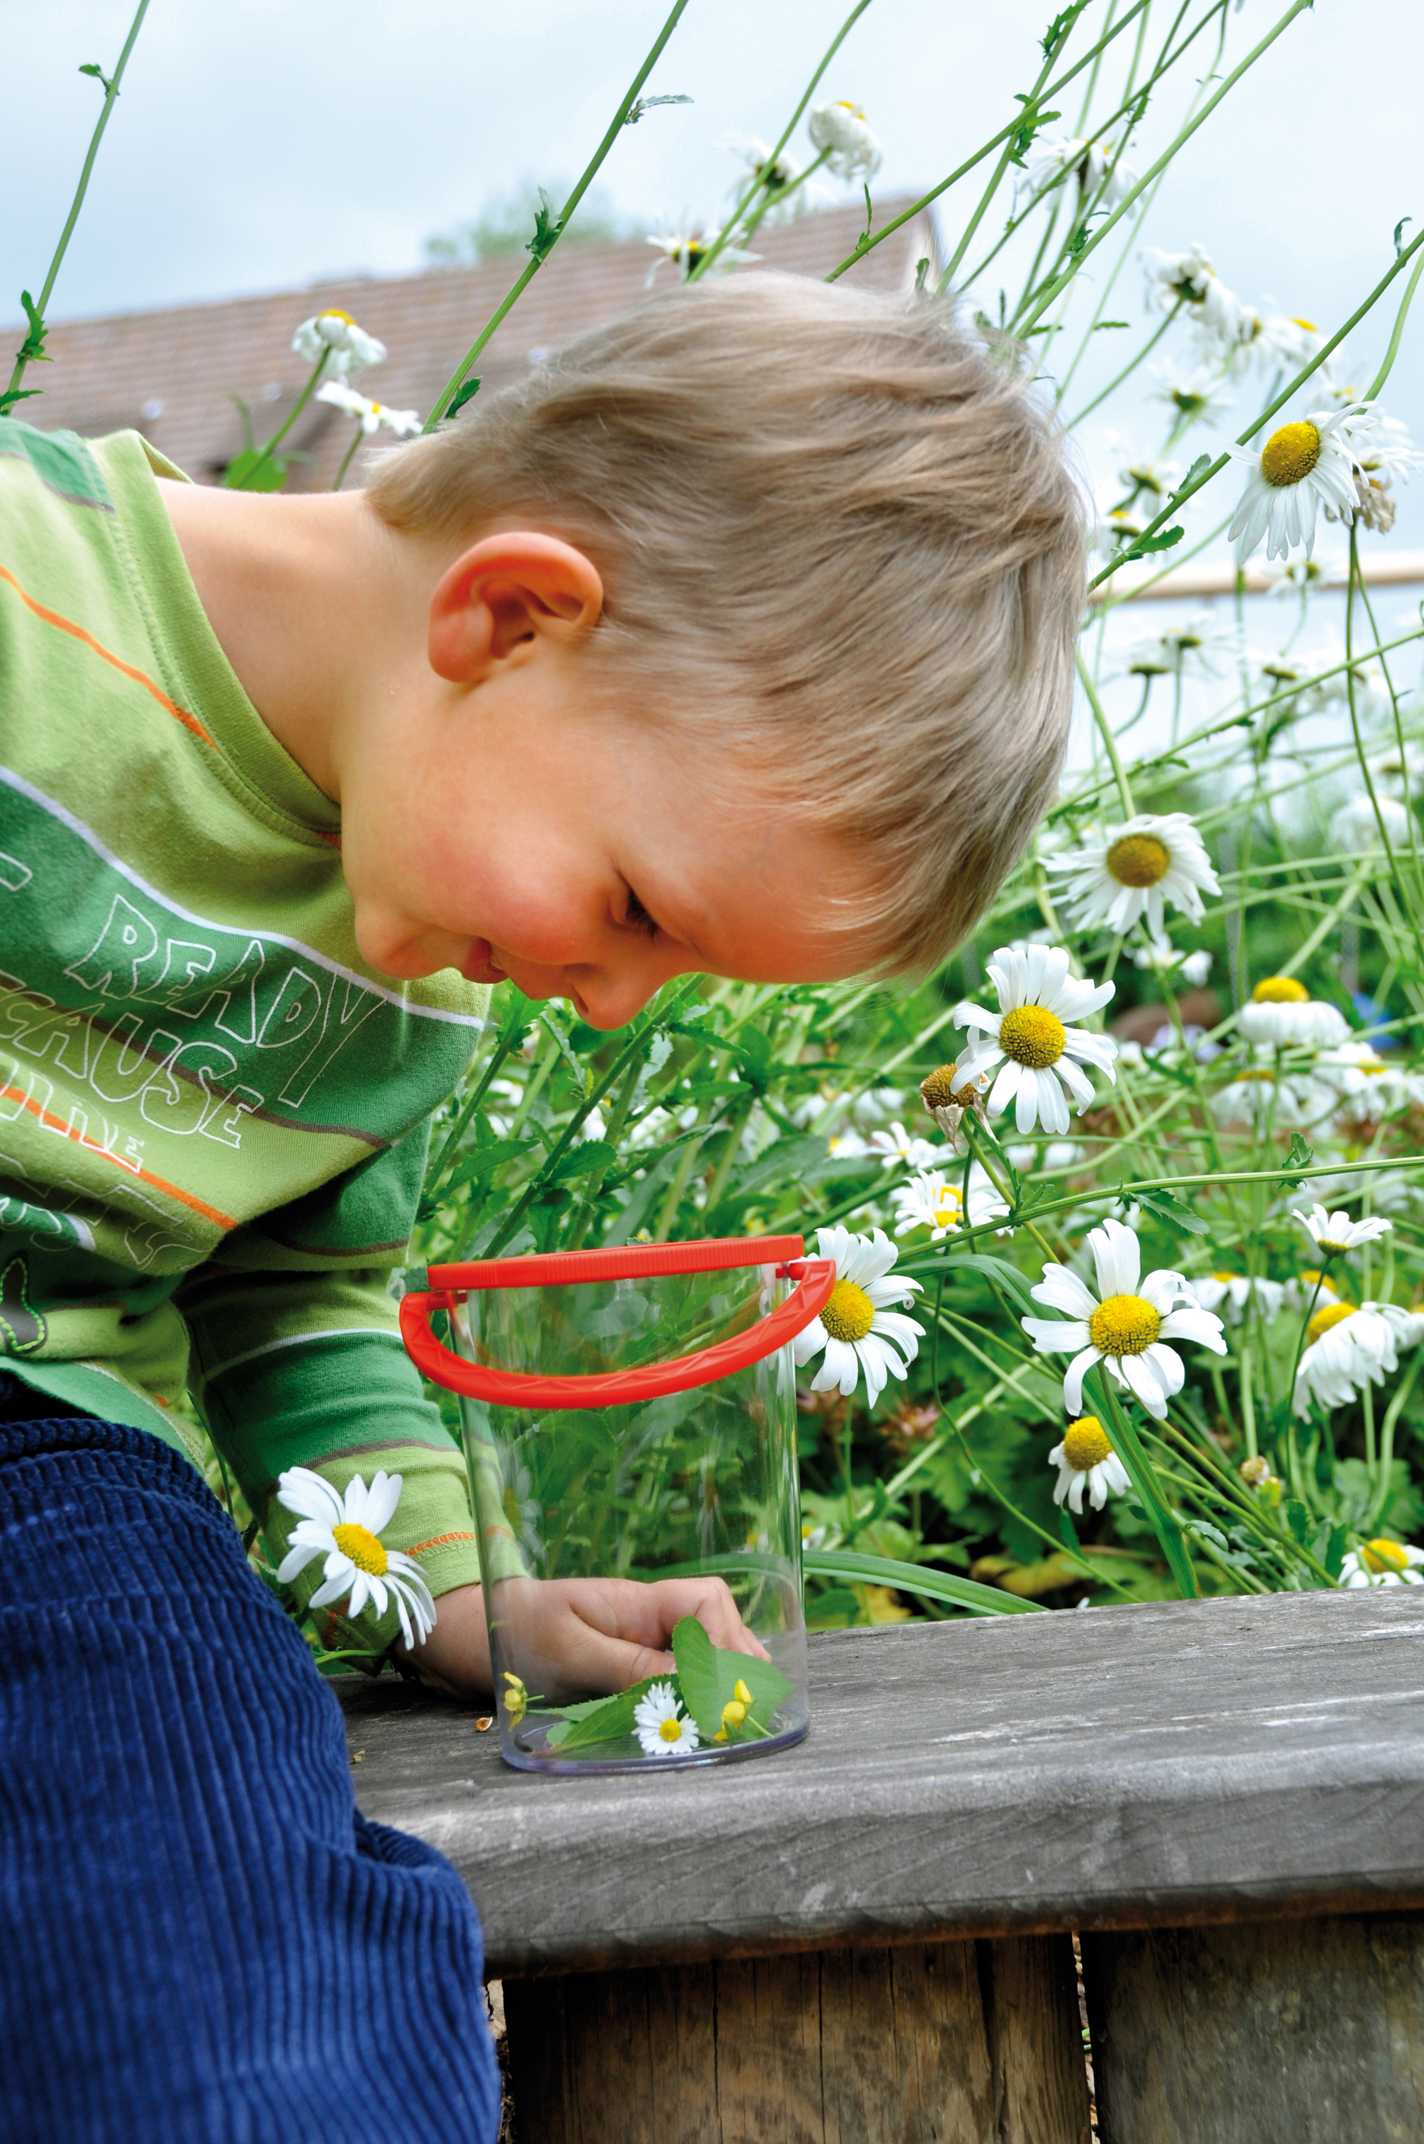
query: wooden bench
[{"left": 339, "top": 1589, "right": 1424, "bottom": 2142}]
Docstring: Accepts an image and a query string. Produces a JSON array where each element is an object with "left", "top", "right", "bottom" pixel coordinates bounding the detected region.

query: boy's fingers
[{"left": 619, "top": 1576, "right": 771, "bottom": 1661}]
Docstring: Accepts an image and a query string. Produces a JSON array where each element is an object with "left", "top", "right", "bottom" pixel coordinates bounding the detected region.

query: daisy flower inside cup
[
  {"left": 1022, "top": 1216, "right": 1227, "bottom": 1419},
  {"left": 1339, "top": 1539, "right": 1424, "bottom": 1588},
  {"left": 633, "top": 1682, "right": 701, "bottom": 1758},
  {"left": 276, "top": 1467, "right": 435, "bottom": 1646},
  {"left": 1294, "top": 1204, "right": 1392, "bottom": 1257},
  {"left": 1227, "top": 405, "right": 1366, "bottom": 563},
  {"left": 954, "top": 945, "right": 1117, "bottom": 1138},
  {"left": 792, "top": 1224, "right": 924, "bottom": 1405},
  {"left": 1238, "top": 977, "right": 1349, "bottom": 1049},
  {"left": 1049, "top": 1416, "right": 1132, "bottom": 1514},
  {"left": 1046, "top": 812, "right": 1219, "bottom": 937}
]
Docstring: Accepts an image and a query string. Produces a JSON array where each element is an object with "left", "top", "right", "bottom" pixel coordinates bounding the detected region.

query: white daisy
[
  {"left": 1132, "top": 937, "right": 1213, "bottom": 989},
  {"left": 1331, "top": 793, "right": 1414, "bottom": 856},
  {"left": 645, "top": 225, "right": 759, "bottom": 282},
  {"left": 1046, "top": 813, "right": 1219, "bottom": 939},
  {"left": 1293, "top": 1299, "right": 1422, "bottom": 1416},
  {"left": 1293, "top": 1204, "right": 1393, "bottom": 1256},
  {"left": 891, "top": 1164, "right": 1010, "bottom": 1241},
  {"left": 1209, "top": 307, "right": 1320, "bottom": 383},
  {"left": 793, "top": 1224, "right": 924, "bottom": 1405},
  {"left": 1283, "top": 1266, "right": 1345, "bottom": 1314},
  {"left": 633, "top": 1681, "right": 701, "bottom": 1758},
  {"left": 1049, "top": 1415, "right": 1132, "bottom": 1514},
  {"left": 807, "top": 100, "right": 882, "bottom": 180},
  {"left": 1209, "top": 1066, "right": 1332, "bottom": 1129},
  {"left": 315, "top": 379, "right": 421, "bottom": 436},
  {"left": 1150, "top": 362, "right": 1234, "bottom": 430},
  {"left": 1022, "top": 1216, "right": 1227, "bottom": 1420},
  {"left": 1142, "top": 242, "right": 1238, "bottom": 332},
  {"left": 1339, "top": 1539, "right": 1424, "bottom": 1588},
  {"left": 866, "top": 1120, "right": 943, "bottom": 1172},
  {"left": 1123, "top": 617, "right": 1237, "bottom": 683},
  {"left": 292, "top": 308, "right": 386, "bottom": 377},
  {"left": 1023, "top": 136, "right": 1137, "bottom": 207},
  {"left": 954, "top": 945, "right": 1117, "bottom": 1139},
  {"left": 1188, "top": 1272, "right": 1285, "bottom": 1324},
  {"left": 1227, "top": 406, "right": 1366, "bottom": 563},
  {"left": 1238, "top": 977, "right": 1349, "bottom": 1048},
  {"left": 276, "top": 1467, "right": 435, "bottom": 1647}
]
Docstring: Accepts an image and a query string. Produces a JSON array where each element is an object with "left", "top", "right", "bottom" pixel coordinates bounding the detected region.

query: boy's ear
[{"left": 428, "top": 532, "right": 603, "bottom": 683}]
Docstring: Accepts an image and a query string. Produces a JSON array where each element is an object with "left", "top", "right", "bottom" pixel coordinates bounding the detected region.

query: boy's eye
[{"left": 623, "top": 888, "right": 661, "bottom": 941}]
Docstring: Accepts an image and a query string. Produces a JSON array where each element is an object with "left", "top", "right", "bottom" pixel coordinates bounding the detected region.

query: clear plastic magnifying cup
[{"left": 400, "top": 1235, "right": 835, "bottom": 1774}]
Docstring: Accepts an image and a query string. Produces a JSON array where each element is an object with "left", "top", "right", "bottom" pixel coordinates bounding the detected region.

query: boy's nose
[{"left": 573, "top": 954, "right": 683, "bottom": 1030}]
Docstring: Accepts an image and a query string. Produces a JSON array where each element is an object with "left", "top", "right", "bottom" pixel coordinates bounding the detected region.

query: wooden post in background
[{"left": 503, "top": 1933, "right": 1090, "bottom": 2144}]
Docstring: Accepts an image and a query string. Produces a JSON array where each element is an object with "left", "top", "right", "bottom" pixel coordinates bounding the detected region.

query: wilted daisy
[
  {"left": 1227, "top": 406, "right": 1366, "bottom": 563},
  {"left": 1238, "top": 977, "right": 1349, "bottom": 1048},
  {"left": 1047, "top": 812, "right": 1219, "bottom": 938},
  {"left": 1049, "top": 1416, "right": 1132, "bottom": 1514},
  {"left": 1345, "top": 409, "right": 1423, "bottom": 531},
  {"left": 955, "top": 945, "right": 1117, "bottom": 1138},
  {"left": 1132, "top": 937, "right": 1213, "bottom": 988},
  {"left": 1294, "top": 1204, "right": 1392, "bottom": 1256},
  {"left": 807, "top": 99, "right": 882, "bottom": 180},
  {"left": 1188, "top": 1272, "right": 1285, "bottom": 1324},
  {"left": 1331, "top": 793, "right": 1414, "bottom": 856},
  {"left": 793, "top": 1224, "right": 924, "bottom": 1404},
  {"left": 633, "top": 1682, "right": 701, "bottom": 1758},
  {"left": 315, "top": 379, "right": 421, "bottom": 437},
  {"left": 292, "top": 308, "right": 386, "bottom": 377},
  {"left": 1293, "top": 1299, "right": 1421, "bottom": 1415},
  {"left": 891, "top": 1164, "right": 1010, "bottom": 1241},
  {"left": 1023, "top": 1216, "right": 1227, "bottom": 1419},
  {"left": 1339, "top": 1539, "right": 1424, "bottom": 1588},
  {"left": 276, "top": 1467, "right": 435, "bottom": 1646},
  {"left": 867, "top": 1120, "right": 943, "bottom": 1171},
  {"left": 918, "top": 1060, "right": 991, "bottom": 1149}
]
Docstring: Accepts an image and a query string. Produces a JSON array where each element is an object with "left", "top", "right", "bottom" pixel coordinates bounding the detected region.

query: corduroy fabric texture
[{"left": 0, "top": 1407, "right": 500, "bottom": 2144}]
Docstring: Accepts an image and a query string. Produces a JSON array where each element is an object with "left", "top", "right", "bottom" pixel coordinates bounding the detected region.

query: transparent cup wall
[{"left": 450, "top": 1262, "right": 809, "bottom": 1771}]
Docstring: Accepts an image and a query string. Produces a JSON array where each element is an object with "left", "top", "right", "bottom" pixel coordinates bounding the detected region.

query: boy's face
[{"left": 337, "top": 540, "right": 877, "bottom": 1029}]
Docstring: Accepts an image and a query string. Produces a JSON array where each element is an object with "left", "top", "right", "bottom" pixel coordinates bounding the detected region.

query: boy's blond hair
[{"left": 369, "top": 272, "right": 1086, "bottom": 972}]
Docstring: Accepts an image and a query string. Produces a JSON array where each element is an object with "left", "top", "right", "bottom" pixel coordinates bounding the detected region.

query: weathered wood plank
[
  {"left": 502, "top": 1935, "right": 1088, "bottom": 2144},
  {"left": 339, "top": 1591, "right": 1424, "bottom": 1977},
  {"left": 1082, "top": 1912, "right": 1424, "bottom": 2144}
]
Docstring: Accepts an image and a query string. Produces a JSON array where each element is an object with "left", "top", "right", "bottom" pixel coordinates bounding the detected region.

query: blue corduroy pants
[{"left": 0, "top": 1404, "right": 501, "bottom": 2144}]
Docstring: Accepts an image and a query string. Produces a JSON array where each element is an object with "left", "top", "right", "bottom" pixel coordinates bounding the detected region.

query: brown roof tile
[{"left": 5, "top": 199, "right": 936, "bottom": 489}]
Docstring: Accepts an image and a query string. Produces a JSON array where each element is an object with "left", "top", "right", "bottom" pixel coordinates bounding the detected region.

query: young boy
[{"left": 0, "top": 271, "right": 1083, "bottom": 2140}]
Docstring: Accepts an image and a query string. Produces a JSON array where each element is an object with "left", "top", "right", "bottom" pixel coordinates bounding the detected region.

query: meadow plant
[{"left": 10, "top": 0, "right": 1424, "bottom": 1637}]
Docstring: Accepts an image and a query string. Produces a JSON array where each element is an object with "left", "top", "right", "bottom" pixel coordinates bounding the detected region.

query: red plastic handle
[{"left": 400, "top": 1256, "right": 836, "bottom": 1409}]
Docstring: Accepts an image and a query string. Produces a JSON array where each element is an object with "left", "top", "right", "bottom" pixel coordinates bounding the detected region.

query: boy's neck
[{"left": 156, "top": 478, "right": 435, "bottom": 804}]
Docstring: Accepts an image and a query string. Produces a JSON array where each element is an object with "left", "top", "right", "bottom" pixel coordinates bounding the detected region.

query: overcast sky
[{"left": 4, "top": 0, "right": 1422, "bottom": 560}]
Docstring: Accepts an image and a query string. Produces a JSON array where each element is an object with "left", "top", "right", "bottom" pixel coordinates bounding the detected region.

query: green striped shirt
[{"left": 0, "top": 420, "right": 491, "bottom": 1643}]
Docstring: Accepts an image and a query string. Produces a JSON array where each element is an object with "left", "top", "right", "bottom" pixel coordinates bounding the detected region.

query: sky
[{"left": 4, "top": 0, "right": 1422, "bottom": 569}]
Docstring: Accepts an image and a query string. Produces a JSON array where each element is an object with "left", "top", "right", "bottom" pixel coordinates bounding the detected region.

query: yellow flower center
[
  {"left": 321, "top": 308, "right": 356, "bottom": 325},
  {"left": 1362, "top": 1538, "right": 1409, "bottom": 1574},
  {"left": 1061, "top": 1416, "right": 1112, "bottom": 1470},
  {"left": 821, "top": 1279, "right": 876, "bottom": 1343},
  {"left": 1260, "top": 421, "right": 1322, "bottom": 488},
  {"left": 1212, "top": 1269, "right": 1238, "bottom": 1283},
  {"left": 999, "top": 1004, "right": 1067, "bottom": 1068},
  {"left": 933, "top": 1188, "right": 963, "bottom": 1230},
  {"left": 1308, "top": 1301, "right": 1356, "bottom": 1345},
  {"left": 1088, "top": 1294, "right": 1162, "bottom": 1357},
  {"left": 1106, "top": 833, "right": 1172, "bottom": 888},
  {"left": 332, "top": 1522, "right": 387, "bottom": 1576},
  {"left": 1236, "top": 1069, "right": 1275, "bottom": 1084},
  {"left": 659, "top": 1716, "right": 684, "bottom": 1742},
  {"left": 1291, "top": 316, "right": 1318, "bottom": 333},
  {"left": 1252, "top": 975, "right": 1309, "bottom": 1004}
]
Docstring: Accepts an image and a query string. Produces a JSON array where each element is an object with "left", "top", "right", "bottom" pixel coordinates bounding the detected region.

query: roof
[{"left": 4, "top": 198, "right": 937, "bottom": 490}]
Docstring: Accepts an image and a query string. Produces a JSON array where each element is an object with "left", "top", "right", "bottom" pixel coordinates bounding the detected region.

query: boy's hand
[{"left": 399, "top": 1574, "right": 768, "bottom": 1702}]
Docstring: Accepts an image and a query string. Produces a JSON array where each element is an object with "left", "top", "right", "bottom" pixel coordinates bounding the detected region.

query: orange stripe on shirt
[
  {"left": 408, "top": 1530, "right": 481, "bottom": 1557},
  {"left": 0, "top": 1077, "right": 235, "bottom": 1231},
  {"left": 0, "top": 562, "right": 217, "bottom": 750}
]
